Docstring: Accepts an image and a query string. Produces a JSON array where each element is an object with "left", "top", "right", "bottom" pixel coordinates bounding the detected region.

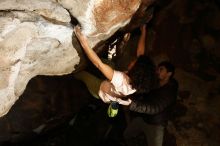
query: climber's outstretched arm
[
  {"left": 128, "top": 24, "right": 147, "bottom": 70},
  {"left": 74, "top": 26, "right": 114, "bottom": 81}
]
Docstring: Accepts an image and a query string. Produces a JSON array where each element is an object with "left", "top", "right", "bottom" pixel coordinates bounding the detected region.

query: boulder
[{"left": 0, "top": 0, "right": 142, "bottom": 117}]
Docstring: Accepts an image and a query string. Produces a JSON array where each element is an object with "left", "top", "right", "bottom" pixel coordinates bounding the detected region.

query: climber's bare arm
[
  {"left": 128, "top": 24, "right": 147, "bottom": 70},
  {"left": 137, "top": 24, "right": 146, "bottom": 57},
  {"left": 74, "top": 26, "right": 114, "bottom": 81}
]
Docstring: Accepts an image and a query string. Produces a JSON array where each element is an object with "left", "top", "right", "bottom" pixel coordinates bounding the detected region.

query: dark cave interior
[{"left": 0, "top": 0, "right": 220, "bottom": 146}]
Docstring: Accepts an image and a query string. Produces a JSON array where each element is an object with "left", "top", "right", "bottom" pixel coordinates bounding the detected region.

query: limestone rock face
[
  {"left": 58, "top": 0, "right": 141, "bottom": 47},
  {"left": 0, "top": 0, "right": 71, "bottom": 23},
  {"left": 0, "top": 11, "right": 79, "bottom": 117},
  {"left": 0, "top": 0, "right": 141, "bottom": 117}
]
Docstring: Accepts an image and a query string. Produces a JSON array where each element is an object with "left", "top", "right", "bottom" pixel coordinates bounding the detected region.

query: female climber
[{"left": 73, "top": 24, "right": 156, "bottom": 110}]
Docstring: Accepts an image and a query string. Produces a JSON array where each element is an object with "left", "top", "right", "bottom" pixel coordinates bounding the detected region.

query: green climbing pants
[{"left": 73, "top": 71, "right": 102, "bottom": 99}]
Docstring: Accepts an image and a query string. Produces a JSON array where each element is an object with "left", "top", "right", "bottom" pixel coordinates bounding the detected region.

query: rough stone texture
[
  {"left": 0, "top": 0, "right": 142, "bottom": 117},
  {"left": 1, "top": 0, "right": 220, "bottom": 145},
  {"left": 58, "top": 0, "right": 141, "bottom": 47},
  {"left": 0, "top": 0, "right": 71, "bottom": 23},
  {"left": 0, "top": 11, "right": 79, "bottom": 117}
]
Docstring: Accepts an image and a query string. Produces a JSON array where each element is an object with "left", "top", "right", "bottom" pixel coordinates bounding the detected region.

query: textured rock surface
[
  {"left": 0, "top": 0, "right": 71, "bottom": 23},
  {"left": 0, "top": 11, "right": 79, "bottom": 117},
  {"left": 0, "top": 0, "right": 142, "bottom": 117},
  {"left": 58, "top": 0, "right": 141, "bottom": 47}
]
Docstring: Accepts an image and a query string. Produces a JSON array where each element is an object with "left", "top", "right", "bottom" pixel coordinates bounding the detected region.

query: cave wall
[
  {"left": 0, "top": 0, "right": 144, "bottom": 117},
  {"left": 1, "top": 0, "right": 219, "bottom": 145}
]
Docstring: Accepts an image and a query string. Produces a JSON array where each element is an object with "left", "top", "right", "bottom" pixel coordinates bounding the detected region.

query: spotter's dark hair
[{"left": 158, "top": 61, "right": 175, "bottom": 78}]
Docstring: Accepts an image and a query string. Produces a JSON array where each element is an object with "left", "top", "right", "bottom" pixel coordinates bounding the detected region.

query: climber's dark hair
[{"left": 128, "top": 55, "right": 158, "bottom": 94}]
